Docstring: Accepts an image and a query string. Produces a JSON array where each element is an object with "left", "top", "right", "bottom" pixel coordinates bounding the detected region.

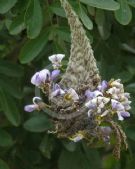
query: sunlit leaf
[
  {"left": 128, "top": 0, "right": 135, "bottom": 7},
  {"left": 114, "top": 0, "right": 132, "bottom": 25},
  {"left": 80, "top": 0, "right": 120, "bottom": 10},
  {"left": 79, "top": 5, "right": 93, "bottom": 30}
]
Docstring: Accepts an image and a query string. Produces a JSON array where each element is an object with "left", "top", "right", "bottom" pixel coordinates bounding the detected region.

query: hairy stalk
[{"left": 59, "top": 0, "right": 100, "bottom": 90}]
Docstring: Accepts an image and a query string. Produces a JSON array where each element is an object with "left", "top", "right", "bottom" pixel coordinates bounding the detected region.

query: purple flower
[
  {"left": 111, "top": 99, "right": 124, "bottom": 111},
  {"left": 117, "top": 111, "right": 130, "bottom": 121},
  {"left": 85, "top": 100, "right": 97, "bottom": 109},
  {"left": 24, "top": 104, "right": 38, "bottom": 112},
  {"left": 24, "top": 97, "right": 42, "bottom": 112},
  {"left": 30, "top": 72, "right": 41, "bottom": 86},
  {"left": 97, "top": 80, "right": 108, "bottom": 91},
  {"left": 85, "top": 90, "right": 103, "bottom": 99},
  {"left": 51, "top": 84, "right": 65, "bottom": 98},
  {"left": 67, "top": 88, "right": 79, "bottom": 101},
  {"left": 51, "top": 69, "right": 60, "bottom": 80},
  {"left": 120, "top": 111, "right": 130, "bottom": 118},
  {"left": 48, "top": 54, "right": 65, "bottom": 69},
  {"left": 31, "top": 69, "right": 50, "bottom": 86},
  {"left": 124, "top": 93, "right": 130, "bottom": 99}
]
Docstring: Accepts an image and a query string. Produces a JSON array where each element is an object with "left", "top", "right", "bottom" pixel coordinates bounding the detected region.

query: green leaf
[
  {"left": 56, "top": 26, "right": 71, "bottom": 42},
  {"left": 114, "top": 71, "right": 133, "bottom": 83},
  {"left": 0, "top": 60, "right": 24, "bottom": 77},
  {"left": 24, "top": 114, "right": 53, "bottom": 132},
  {"left": 0, "top": 159, "right": 10, "bottom": 169},
  {"left": 128, "top": 0, "right": 135, "bottom": 7},
  {"left": 50, "top": 2, "right": 66, "bottom": 17},
  {"left": 82, "top": 144, "right": 101, "bottom": 169},
  {"left": 79, "top": 5, "right": 93, "bottom": 30},
  {"left": 95, "top": 9, "right": 111, "bottom": 40},
  {"left": 8, "top": 14, "right": 25, "bottom": 35},
  {"left": 0, "top": 129, "right": 13, "bottom": 147},
  {"left": 62, "top": 140, "right": 76, "bottom": 152},
  {"left": 39, "top": 135, "right": 54, "bottom": 159},
  {"left": 114, "top": 0, "right": 132, "bottom": 25},
  {"left": 126, "top": 127, "right": 135, "bottom": 141},
  {"left": 25, "top": 0, "right": 43, "bottom": 39},
  {"left": 0, "top": 76, "right": 22, "bottom": 99},
  {"left": 126, "top": 83, "right": 135, "bottom": 93},
  {"left": 0, "top": 89, "right": 21, "bottom": 126},
  {"left": 19, "top": 30, "right": 49, "bottom": 63},
  {"left": 80, "top": 0, "right": 120, "bottom": 10},
  {"left": 0, "top": 0, "right": 17, "bottom": 14},
  {"left": 59, "top": 149, "right": 93, "bottom": 169}
]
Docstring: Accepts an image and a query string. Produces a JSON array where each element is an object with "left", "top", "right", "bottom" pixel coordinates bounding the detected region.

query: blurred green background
[{"left": 0, "top": 0, "right": 135, "bottom": 169}]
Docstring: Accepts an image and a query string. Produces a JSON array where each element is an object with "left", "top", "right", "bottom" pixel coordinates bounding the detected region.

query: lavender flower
[
  {"left": 110, "top": 79, "right": 123, "bottom": 89},
  {"left": 51, "top": 69, "right": 60, "bottom": 80},
  {"left": 51, "top": 84, "right": 65, "bottom": 98},
  {"left": 48, "top": 54, "right": 65, "bottom": 69},
  {"left": 31, "top": 69, "right": 50, "bottom": 86},
  {"left": 31, "top": 69, "right": 60, "bottom": 87},
  {"left": 24, "top": 104, "right": 38, "bottom": 112},
  {"left": 66, "top": 88, "right": 79, "bottom": 101},
  {"left": 85, "top": 90, "right": 103, "bottom": 99},
  {"left": 24, "top": 97, "right": 42, "bottom": 112},
  {"left": 97, "top": 80, "right": 108, "bottom": 91},
  {"left": 111, "top": 99, "right": 125, "bottom": 111},
  {"left": 117, "top": 111, "right": 130, "bottom": 121}
]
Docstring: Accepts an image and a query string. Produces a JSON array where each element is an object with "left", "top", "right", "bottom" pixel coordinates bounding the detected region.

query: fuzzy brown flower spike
[{"left": 59, "top": 0, "right": 100, "bottom": 91}]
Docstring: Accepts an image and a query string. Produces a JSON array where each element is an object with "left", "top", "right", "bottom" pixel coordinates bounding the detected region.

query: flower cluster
[
  {"left": 24, "top": 54, "right": 79, "bottom": 112},
  {"left": 24, "top": 54, "right": 131, "bottom": 144},
  {"left": 85, "top": 79, "right": 131, "bottom": 121}
]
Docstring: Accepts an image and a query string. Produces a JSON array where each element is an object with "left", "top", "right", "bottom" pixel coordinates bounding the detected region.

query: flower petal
[
  {"left": 24, "top": 104, "right": 38, "bottom": 112},
  {"left": 117, "top": 111, "right": 124, "bottom": 121},
  {"left": 51, "top": 69, "right": 60, "bottom": 80},
  {"left": 120, "top": 111, "right": 130, "bottom": 118},
  {"left": 49, "top": 54, "right": 65, "bottom": 63},
  {"left": 67, "top": 88, "right": 79, "bottom": 101},
  {"left": 97, "top": 80, "right": 108, "bottom": 91},
  {"left": 31, "top": 72, "right": 41, "bottom": 86},
  {"left": 39, "top": 69, "right": 50, "bottom": 83}
]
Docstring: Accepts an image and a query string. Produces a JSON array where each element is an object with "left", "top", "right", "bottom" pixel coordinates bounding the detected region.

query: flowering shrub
[{"left": 0, "top": 0, "right": 135, "bottom": 169}]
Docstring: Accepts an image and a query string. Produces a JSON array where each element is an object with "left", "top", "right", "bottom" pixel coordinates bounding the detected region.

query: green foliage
[
  {"left": 0, "top": 129, "right": 13, "bottom": 147},
  {"left": 114, "top": 0, "right": 132, "bottom": 25},
  {"left": 25, "top": 0, "right": 43, "bottom": 39},
  {"left": 24, "top": 114, "right": 53, "bottom": 132},
  {"left": 0, "top": 159, "right": 10, "bottom": 169},
  {"left": 80, "top": 0, "right": 120, "bottom": 10},
  {"left": 0, "top": 0, "right": 17, "bottom": 14},
  {"left": 0, "top": 0, "right": 135, "bottom": 169}
]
